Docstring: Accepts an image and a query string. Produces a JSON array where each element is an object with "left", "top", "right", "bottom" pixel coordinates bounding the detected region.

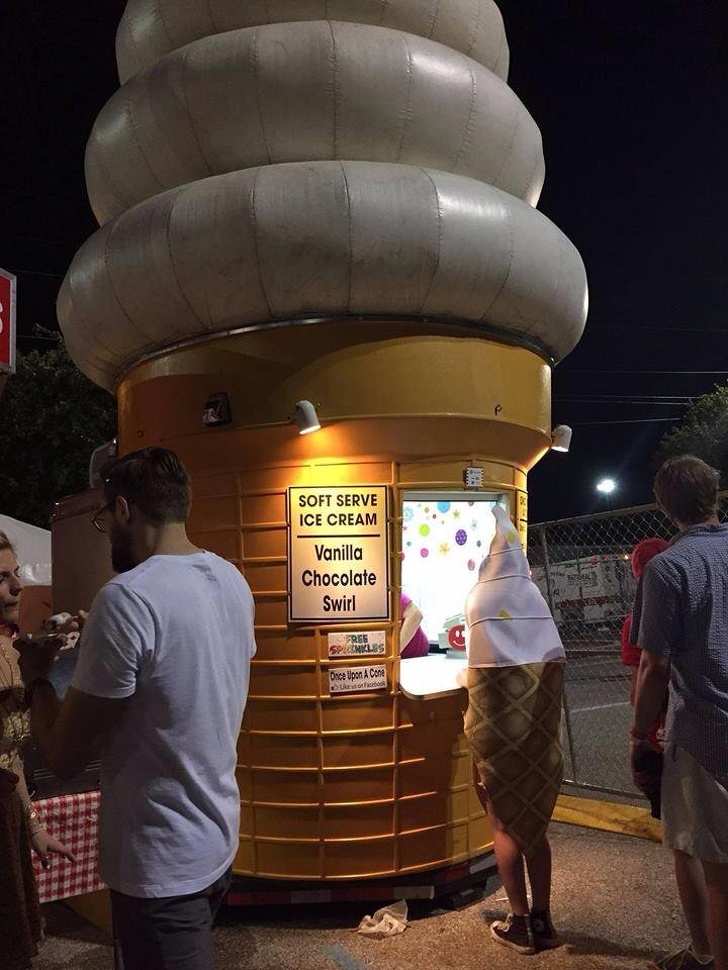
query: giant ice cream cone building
[{"left": 58, "top": 1, "right": 587, "bottom": 881}]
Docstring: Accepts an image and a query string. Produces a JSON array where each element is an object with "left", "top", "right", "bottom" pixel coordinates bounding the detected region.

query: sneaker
[
  {"left": 530, "top": 910, "right": 562, "bottom": 950},
  {"left": 490, "top": 913, "right": 536, "bottom": 955},
  {"left": 649, "top": 945, "right": 714, "bottom": 970}
]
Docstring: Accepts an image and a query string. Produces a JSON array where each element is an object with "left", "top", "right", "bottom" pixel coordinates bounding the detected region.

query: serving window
[{"left": 400, "top": 491, "right": 508, "bottom": 647}]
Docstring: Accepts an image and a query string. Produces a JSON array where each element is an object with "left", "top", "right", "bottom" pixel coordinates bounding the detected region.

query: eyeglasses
[{"left": 91, "top": 500, "right": 115, "bottom": 534}]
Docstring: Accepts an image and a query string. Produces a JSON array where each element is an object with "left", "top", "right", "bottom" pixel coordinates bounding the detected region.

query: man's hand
[
  {"left": 30, "top": 827, "right": 77, "bottom": 869},
  {"left": 14, "top": 634, "right": 66, "bottom": 685},
  {"left": 630, "top": 738, "right": 663, "bottom": 819},
  {"left": 0, "top": 766, "right": 19, "bottom": 799}
]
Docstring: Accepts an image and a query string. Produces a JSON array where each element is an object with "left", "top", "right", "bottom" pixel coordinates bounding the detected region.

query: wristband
[
  {"left": 26, "top": 805, "right": 42, "bottom": 835},
  {"left": 24, "top": 678, "right": 55, "bottom": 704}
]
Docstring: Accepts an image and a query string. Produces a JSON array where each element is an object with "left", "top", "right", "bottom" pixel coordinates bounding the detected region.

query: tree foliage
[
  {"left": 655, "top": 384, "right": 728, "bottom": 476},
  {"left": 0, "top": 337, "right": 117, "bottom": 528}
]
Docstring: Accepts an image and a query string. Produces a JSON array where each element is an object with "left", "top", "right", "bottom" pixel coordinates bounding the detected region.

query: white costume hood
[{"left": 465, "top": 505, "right": 565, "bottom": 667}]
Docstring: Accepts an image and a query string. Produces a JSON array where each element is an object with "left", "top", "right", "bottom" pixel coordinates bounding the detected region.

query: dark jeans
[{"left": 110, "top": 868, "right": 232, "bottom": 970}]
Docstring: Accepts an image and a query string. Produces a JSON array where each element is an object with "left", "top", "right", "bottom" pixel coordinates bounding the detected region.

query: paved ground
[{"left": 35, "top": 821, "right": 686, "bottom": 970}]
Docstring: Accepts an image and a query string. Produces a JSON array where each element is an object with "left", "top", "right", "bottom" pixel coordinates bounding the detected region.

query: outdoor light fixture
[
  {"left": 202, "top": 392, "right": 231, "bottom": 427},
  {"left": 596, "top": 477, "right": 617, "bottom": 495},
  {"left": 550, "top": 424, "right": 572, "bottom": 453},
  {"left": 295, "top": 399, "right": 321, "bottom": 435}
]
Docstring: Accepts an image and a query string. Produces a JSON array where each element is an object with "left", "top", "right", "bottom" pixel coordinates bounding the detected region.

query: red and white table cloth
[{"left": 31, "top": 791, "right": 106, "bottom": 903}]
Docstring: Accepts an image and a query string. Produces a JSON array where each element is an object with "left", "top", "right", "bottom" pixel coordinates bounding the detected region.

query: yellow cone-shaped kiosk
[{"left": 58, "top": 0, "right": 587, "bottom": 881}]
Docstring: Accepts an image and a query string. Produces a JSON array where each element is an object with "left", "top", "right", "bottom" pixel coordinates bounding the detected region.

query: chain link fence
[{"left": 529, "top": 502, "right": 680, "bottom": 799}]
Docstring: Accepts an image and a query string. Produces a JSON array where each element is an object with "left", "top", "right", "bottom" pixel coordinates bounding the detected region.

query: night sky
[{"left": 2, "top": 2, "right": 726, "bottom": 522}]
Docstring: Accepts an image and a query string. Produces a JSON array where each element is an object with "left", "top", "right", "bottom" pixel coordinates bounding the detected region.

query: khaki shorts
[{"left": 661, "top": 744, "right": 728, "bottom": 863}]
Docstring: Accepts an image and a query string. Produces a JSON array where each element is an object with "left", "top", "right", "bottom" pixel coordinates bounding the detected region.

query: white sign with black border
[
  {"left": 288, "top": 486, "right": 389, "bottom": 622},
  {"left": 329, "top": 664, "right": 388, "bottom": 694}
]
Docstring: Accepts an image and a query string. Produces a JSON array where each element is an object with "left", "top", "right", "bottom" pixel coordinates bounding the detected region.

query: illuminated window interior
[{"left": 401, "top": 491, "right": 507, "bottom": 643}]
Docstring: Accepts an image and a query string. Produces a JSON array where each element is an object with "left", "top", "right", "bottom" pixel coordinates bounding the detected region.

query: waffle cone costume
[{"left": 464, "top": 506, "right": 565, "bottom": 858}]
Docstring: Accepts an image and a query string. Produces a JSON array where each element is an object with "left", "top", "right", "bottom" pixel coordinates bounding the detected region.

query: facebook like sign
[{"left": 0, "top": 268, "right": 16, "bottom": 374}]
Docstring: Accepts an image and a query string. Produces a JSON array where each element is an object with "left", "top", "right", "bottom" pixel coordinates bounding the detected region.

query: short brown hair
[
  {"left": 653, "top": 455, "right": 720, "bottom": 525},
  {"left": 103, "top": 447, "right": 192, "bottom": 525},
  {"left": 0, "top": 531, "right": 14, "bottom": 554}
]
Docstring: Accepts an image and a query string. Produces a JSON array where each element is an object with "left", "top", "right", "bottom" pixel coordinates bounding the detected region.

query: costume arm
[{"left": 399, "top": 600, "right": 423, "bottom": 653}]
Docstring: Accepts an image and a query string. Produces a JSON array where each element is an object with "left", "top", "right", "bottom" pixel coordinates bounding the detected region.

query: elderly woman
[
  {"left": 0, "top": 531, "right": 73, "bottom": 969},
  {"left": 464, "top": 506, "right": 565, "bottom": 956}
]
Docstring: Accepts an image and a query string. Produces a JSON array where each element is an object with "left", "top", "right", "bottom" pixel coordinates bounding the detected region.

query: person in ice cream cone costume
[{"left": 464, "top": 505, "right": 565, "bottom": 955}]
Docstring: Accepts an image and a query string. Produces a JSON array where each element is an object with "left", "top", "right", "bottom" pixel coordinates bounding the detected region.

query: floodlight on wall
[
  {"left": 551, "top": 424, "right": 572, "bottom": 453},
  {"left": 295, "top": 400, "right": 321, "bottom": 435},
  {"left": 202, "top": 391, "right": 231, "bottom": 427}
]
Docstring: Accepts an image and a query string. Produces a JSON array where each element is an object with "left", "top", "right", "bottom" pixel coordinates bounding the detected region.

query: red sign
[
  {"left": 448, "top": 624, "right": 466, "bottom": 650},
  {"left": 0, "top": 268, "right": 16, "bottom": 373}
]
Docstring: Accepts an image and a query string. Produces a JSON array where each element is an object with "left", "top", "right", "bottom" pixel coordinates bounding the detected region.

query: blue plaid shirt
[{"left": 638, "top": 523, "right": 728, "bottom": 777}]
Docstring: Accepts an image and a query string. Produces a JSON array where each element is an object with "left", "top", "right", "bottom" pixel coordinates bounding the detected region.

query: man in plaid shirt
[{"left": 633, "top": 455, "right": 728, "bottom": 970}]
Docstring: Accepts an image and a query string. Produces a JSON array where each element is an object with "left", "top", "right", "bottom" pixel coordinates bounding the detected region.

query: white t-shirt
[{"left": 72, "top": 552, "right": 256, "bottom": 898}]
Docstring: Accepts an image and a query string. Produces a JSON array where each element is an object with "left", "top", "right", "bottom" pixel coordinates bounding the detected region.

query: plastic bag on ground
[{"left": 356, "top": 899, "right": 408, "bottom": 937}]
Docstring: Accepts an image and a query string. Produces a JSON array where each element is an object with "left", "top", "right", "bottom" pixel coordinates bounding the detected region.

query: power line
[
  {"left": 8, "top": 268, "right": 65, "bottom": 279},
  {"left": 569, "top": 417, "right": 682, "bottom": 426},
  {"left": 0, "top": 232, "right": 78, "bottom": 246},
  {"left": 565, "top": 369, "right": 728, "bottom": 375},
  {"left": 585, "top": 326, "right": 728, "bottom": 333},
  {"left": 555, "top": 400, "right": 692, "bottom": 407},
  {"left": 5, "top": 189, "right": 86, "bottom": 203},
  {"left": 557, "top": 394, "right": 693, "bottom": 401},
  {"left": 17, "top": 333, "right": 61, "bottom": 343},
  {"left": 563, "top": 400, "right": 693, "bottom": 404}
]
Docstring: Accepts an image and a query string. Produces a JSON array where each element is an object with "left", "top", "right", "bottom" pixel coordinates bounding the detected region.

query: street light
[
  {"left": 596, "top": 478, "right": 617, "bottom": 496},
  {"left": 596, "top": 477, "right": 617, "bottom": 510}
]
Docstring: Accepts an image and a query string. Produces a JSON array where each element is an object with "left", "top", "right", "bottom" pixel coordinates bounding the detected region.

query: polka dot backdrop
[{"left": 401, "top": 498, "right": 500, "bottom": 640}]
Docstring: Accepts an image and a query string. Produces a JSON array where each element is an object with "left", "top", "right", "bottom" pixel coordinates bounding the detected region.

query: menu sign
[{"left": 288, "top": 486, "right": 389, "bottom": 622}]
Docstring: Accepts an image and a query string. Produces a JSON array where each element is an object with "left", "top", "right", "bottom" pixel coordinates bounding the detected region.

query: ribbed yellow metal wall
[{"left": 115, "top": 332, "right": 546, "bottom": 878}]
